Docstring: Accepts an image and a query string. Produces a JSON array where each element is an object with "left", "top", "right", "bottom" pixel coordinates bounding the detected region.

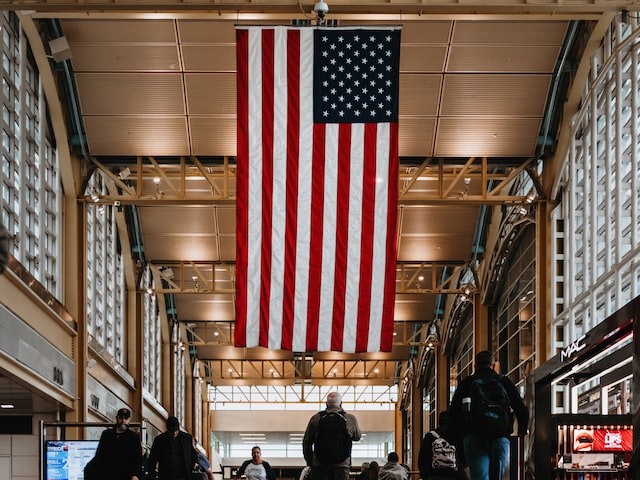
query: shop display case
[{"left": 552, "top": 415, "right": 632, "bottom": 479}]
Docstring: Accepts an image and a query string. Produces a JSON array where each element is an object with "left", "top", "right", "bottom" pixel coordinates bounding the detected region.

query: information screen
[{"left": 45, "top": 440, "right": 99, "bottom": 480}]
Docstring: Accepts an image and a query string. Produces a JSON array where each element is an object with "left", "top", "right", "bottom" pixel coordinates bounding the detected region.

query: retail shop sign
[{"left": 561, "top": 335, "right": 587, "bottom": 362}]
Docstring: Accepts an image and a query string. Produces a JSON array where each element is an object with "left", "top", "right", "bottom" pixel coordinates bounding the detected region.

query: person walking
[
  {"left": 418, "top": 411, "right": 465, "bottom": 480},
  {"left": 448, "top": 351, "right": 529, "bottom": 480},
  {"left": 147, "top": 416, "right": 197, "bottom": 480},
  {"left": 235, "top": 445, "right": 276, "bottom": 480},
  {"left": 85, "top": 407, "right": 142, "bottom": 480},
  {"left": 303, "top": 391, "right": 362, "bottom": 480},
  {"left": 377, "top": 452, "right": 408, "bottom": 480}
]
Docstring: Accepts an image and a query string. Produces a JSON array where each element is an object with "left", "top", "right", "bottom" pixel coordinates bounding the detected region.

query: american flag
[{"left": 235, "top": 26, "right": 400, "bottom": 353}]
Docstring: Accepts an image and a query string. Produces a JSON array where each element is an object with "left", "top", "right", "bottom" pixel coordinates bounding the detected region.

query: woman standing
[{"left": 236, "top": 446, "right": 276, "bottom": 480}]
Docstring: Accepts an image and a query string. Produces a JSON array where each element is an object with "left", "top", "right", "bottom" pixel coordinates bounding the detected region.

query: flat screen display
[
  {"left": 572, "top": 428, "right": 633, "bottom": 453},
  {"left": 45, "top": 440, "right": 99, "bottom": 480}
]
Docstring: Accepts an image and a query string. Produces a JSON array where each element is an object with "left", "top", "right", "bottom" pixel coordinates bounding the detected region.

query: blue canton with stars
[{"left": 313, "top": 29, "right": 401, "bottom": 124}]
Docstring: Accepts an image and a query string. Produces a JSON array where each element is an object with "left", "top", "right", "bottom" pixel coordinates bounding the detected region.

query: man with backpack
[
  {"left": 448, "top": 351, "right": 529, "bottom": 480},
  {"left": 303, "top": 391, "right": 362, "bottom": 480}
]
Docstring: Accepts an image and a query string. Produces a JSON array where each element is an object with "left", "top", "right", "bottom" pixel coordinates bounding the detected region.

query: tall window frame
[
  {"left": 142, "top": 266, "right": 162, "bottom": 402},
  {"left": 85, "top": 171, "right": 126, "bottom": 366},
  {"left": 0, "top": 11, "right": 61, "bottom": 295},
  {"left": 173, "top": 321, "right": 186, "bottom": 425},
  {"left": 551, "top": 18, "right": 640, "bottom": 413}
]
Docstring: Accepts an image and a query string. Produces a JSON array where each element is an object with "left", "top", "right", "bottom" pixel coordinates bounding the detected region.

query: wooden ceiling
[
  {"left": 14, "top": 1, "right": 617, "bottom": 387},
  {"left": 58, "top": 11, "right": 569, "bottom": 383},
  {"left": 60, "top": 18, "right": 567, "bottom": 159}
]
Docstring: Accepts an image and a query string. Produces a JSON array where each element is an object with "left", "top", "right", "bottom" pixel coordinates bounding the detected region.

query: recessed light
[{"left": 1, "top": 404, "right": 15, "bottom": 409}]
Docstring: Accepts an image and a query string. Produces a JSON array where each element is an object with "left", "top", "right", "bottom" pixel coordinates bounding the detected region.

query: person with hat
[
  {"left": 85, "top": 407, "right": 143, "bottom": 480},
  {"left": 147, "top": 416, "right": 198, "bottom": 480}
]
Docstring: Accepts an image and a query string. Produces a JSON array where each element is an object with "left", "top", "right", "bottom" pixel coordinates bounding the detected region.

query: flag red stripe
[
  {"left": 234, "top": 29, "right": 249, "bottom": 347},
  {"left": 381, "top": 122, "right": 399, "bottom": 351},
  {"left": 331, "top": 124, "right": 352, "bottom": 351},
  {"left": 355, "top": 124, "right": 378, "bottom": 352},
  {"left": 306, "top": 123, "right": 326, "bottom": 351},
  {"left": 259, "top": 29, "right": 275, "bottom": 347},
  {"left": 281, "top": 31, "right": 301, "bottom": 350}
]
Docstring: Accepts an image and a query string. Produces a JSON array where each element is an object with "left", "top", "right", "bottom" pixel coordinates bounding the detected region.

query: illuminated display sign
[
  {"left": 45, "top": 440, "right": 99, "bottom": 480},
  {"left": 572, "top": 428, "right": 633, "bottom": 453},
  {"left": 560, "top": 335, "right": 587, "bottom": 362}
]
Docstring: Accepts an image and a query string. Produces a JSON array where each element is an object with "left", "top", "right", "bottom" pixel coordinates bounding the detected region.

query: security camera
[{"left": 314, "top": 0, "right": 329, "bottom": 19}]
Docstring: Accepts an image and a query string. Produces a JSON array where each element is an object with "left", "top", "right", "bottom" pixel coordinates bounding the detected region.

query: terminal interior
[{"left": 0, "top": 2, "right": 638, "bottom": 480}]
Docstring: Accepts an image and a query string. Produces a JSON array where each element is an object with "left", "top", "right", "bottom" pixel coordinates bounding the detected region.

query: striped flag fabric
[{"left": 235, "top": 26, "right": 400, "bottom": 353}]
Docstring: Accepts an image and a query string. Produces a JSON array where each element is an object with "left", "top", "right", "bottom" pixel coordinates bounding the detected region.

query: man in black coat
[
  {"left": 448, "top": 351, "right": 529, "bottom": 480},
  {"left": 147, "top": 416, "right": 197, "bottom": 480},
  {"left": 86, "top": 407, "right": 142, "bottom": 480}
]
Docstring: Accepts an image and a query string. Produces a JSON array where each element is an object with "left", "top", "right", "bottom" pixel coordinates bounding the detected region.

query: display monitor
[
  {"left": 45, "top": 440, "right": 99, "bottom": 480},
  {"left": 572, "top": 428, "right": 633, "bottom": 453}
]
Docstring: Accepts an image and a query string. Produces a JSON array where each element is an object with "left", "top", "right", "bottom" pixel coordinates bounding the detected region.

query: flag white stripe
[
  {"left": 317, "top": 124, "right": 340, "bottom": 351},
  {"left": 342, "top": 124, "right": 365, "bottom": 353},
  {"left": 368, "top": 124, "right": 392, "bottom": 351},
  {"left": 268, "top": 29, "right": 290, "bottom": 349},
  {"left": 292, "top": 29, "right": 315, "bottom": 352},
  {"left": 246, "top": 29, "right": 263, "bottom": 348}
]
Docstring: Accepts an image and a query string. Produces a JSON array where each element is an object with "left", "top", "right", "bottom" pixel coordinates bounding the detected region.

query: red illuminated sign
[{"left": 573, "top": 428, "right": 633, "bottom": 452}]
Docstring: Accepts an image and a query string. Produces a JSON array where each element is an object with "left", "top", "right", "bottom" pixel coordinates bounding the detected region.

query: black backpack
[
  {"left": 314, "top": 410, "right": 352, "bottom": 464},
  {"left": 469, "top": 375, "right": 513, "bottom": 437}
]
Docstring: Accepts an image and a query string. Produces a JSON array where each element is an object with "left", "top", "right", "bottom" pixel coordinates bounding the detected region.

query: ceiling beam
[
  {"left": 89, "top": 155, "right": 536, "bottom": 206},
  {"left": 145, "top": 260, "right": 477, "bottom": 294},
  {"left": 20, "top": 1, "right": 622, "bottom": 17}
]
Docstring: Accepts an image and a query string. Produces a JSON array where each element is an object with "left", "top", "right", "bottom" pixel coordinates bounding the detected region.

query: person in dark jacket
[
  {"left": 86, "top": 407, "right": 143, "bottom": 480},
  {"left": 235, "top": 445, "right": 276, "bottom": 480},
  {"left": 147, "top": 416, "right": 197, "bottom": 480},
  {"left": 302, "top": 391, "right": 362, "bottom": 480},
  {"left": 448, "top": 351, "right": 529, "bottom": 480},
  {"left": 418, "top": 411, "right": 465, "bottom": 479}
]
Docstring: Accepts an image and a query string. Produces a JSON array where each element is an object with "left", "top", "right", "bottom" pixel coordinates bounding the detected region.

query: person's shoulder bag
[{"left": 192, "top": 464, "right": 209, "bottom": 480}]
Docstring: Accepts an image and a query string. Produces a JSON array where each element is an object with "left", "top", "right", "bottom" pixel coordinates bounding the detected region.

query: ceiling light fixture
[
  {"left": 153, "top": 177, "right": 164, "bottom": 199},
  {"left": 425, "top": 321, "right": 440, "bottom": 348},
  {"left": 461, "top": 283, "right": 473, "bottom": 296},
  {"left": 458, "top": 178, "right": 471, "bottom": 198}
]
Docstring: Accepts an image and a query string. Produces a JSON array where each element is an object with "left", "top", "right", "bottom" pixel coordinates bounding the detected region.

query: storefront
[{"left": 531, "top": 296, "right": 639, "bottom": 479}]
